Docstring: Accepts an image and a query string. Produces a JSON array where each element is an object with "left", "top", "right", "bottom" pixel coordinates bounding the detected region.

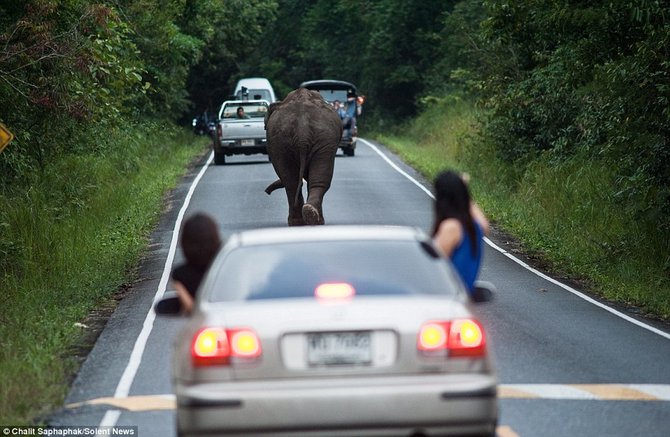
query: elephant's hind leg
[
  {"left": 287, "top": 189, "right": 306, "bottom": 226},
  {"left": 302, "top": 203, "right": 322, "bottom": 225}
]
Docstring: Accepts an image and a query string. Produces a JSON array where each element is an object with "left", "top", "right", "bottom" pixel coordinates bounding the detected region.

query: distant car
[
  {"left": 156, "top": 225, "right": 498, "bottom": 437},
  {"left": 300, "top": 80, "right": 363, "bottom": 156},
  {"left": 234, "top": 77, "right": 277, "bottom": 103},
  {"left": 191, "top": 112, "right": 215, "bottom": 136}
]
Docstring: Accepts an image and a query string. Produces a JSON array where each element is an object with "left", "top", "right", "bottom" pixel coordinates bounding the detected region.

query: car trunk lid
[{"left": 200, "top": 296, "right": 475, "bottom": 380}]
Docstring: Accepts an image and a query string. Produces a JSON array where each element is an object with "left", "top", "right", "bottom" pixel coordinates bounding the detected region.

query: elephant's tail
[
  {"left": 294, "top": 151, "right": 307, "bottom": 207},
  {"left": 265, "top": 179, "right": 284, "bottom": 195}
]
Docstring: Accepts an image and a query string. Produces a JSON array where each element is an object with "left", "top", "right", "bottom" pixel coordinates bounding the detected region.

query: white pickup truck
[{"left": 212, "top": 99, "right": 269, "bottom": 165}]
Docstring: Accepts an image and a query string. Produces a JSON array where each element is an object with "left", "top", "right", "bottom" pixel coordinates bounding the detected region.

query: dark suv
[{"left": 300, "top": 80, "right": 362, "bottom": 156}]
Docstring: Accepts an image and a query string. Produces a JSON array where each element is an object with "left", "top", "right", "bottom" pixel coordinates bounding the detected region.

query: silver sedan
[{"left": 157, "top": 225, "right": 498, "bottom": 436}]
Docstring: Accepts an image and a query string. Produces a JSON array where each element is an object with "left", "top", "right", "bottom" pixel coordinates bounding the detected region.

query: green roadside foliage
[
  {"left": 0, "top": 125, "right": 208, "bottom": 424},
  {"left": 375, "top": 96, "right": 670, "bottom": 321}
]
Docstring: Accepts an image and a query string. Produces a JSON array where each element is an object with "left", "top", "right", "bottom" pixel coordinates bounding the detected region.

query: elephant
[{"left": 264, "top": 87, "right": 342, "bottom": 226}]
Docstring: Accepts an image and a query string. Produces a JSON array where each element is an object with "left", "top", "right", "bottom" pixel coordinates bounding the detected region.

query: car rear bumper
[
  {"left": 214, "top": 139, "right": 267, "bottom": 156},
  {"left": 176, "top": 374, "right": 497, "bottom": 436}
]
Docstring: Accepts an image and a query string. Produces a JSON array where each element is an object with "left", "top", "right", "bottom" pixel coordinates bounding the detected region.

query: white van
[{"left": 234, "top": 77, "right": 277, "bottom": 103}]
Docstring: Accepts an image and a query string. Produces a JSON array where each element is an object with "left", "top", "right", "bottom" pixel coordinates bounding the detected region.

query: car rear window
[
  {"left": 221, "top": 102, "right": 269, "bottom": 119},
  {"left": 235, "top": 89, "right": 272, "bottom": 101},
  {"left": 206, "top": 240, "right": 460, "bottom": 302},
  {"left": 307, "top": 89, "right": 349, "bottom": 103}
]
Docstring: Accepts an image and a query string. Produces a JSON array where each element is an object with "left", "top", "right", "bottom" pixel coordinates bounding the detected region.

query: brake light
[
  {"left": 418, "top": 319, "right": 486, "bottom": 357},
  {"left": 418, "top": 322, "right": 448, "bottom": 351},
  {"left": 216, "top": 124, "right": 223, "bottom": 139},
  {"left": 192, "top": 328, "right": 229, "bottom": 366},
  {"left": 448, "top": 319, "right": 485, "bottom": 357},
  {"left": 229, "top": 329, "right": 262, "bottom": 358},
  {"left": 315, "top": 283, "right": 355, "bottom": 299},
  {"left": 191, "top": 327, "right": 261, "bottom": 366}
]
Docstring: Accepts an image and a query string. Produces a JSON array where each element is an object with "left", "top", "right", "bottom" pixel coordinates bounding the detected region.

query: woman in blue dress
[{"left": 431, "top": 171, "right": 490, "bottom": 297}]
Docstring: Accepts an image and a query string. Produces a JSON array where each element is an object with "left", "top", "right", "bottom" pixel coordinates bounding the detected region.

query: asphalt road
[{"left": 49, "top": 139, "right": 670, "bottom": 436}]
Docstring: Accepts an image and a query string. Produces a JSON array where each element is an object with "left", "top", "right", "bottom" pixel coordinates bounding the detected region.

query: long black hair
[{"left": 431, "top": 171, "right": 478, "bottom": 255}]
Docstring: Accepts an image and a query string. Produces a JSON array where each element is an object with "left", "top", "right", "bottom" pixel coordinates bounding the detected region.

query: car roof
[
  {"left": 300, "top": 80, "right": 358, "bottom": 92},
  {"left": 233, "top": 225, "right": 427, "bottom": 247},
  {"left": 221, "top": 99, "right": 270, "bottom": 106},
  {"left": 235, "top": 77, "right": 273, "bottom": 89}
]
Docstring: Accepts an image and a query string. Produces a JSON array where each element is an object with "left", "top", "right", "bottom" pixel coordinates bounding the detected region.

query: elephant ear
[{"left": 265, "top": 102, "right": 281, "bottom": 130}]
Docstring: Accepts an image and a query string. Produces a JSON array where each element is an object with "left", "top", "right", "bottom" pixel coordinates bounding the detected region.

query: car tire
[
  {"left": 214, "top": 150, "right": 226, "bottom": 165},
  {"left": 344, "top": 147, "right": 355, "bottom": 157}
]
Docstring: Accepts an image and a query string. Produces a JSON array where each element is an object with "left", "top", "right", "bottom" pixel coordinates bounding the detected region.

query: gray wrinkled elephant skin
[{"left": 265, "top": 88, "right": 342, "bottom": 226}]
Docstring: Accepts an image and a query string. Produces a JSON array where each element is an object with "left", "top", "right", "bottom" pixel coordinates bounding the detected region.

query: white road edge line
[
  {"left": 360, "top": 138, "right": 670, "bottom": 340},
  {"left": 99, "top": 151, "right": 214, "bottom": 428}
]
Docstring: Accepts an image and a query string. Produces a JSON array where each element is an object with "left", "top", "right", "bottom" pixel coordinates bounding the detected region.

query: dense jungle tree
[
  {"left": 0, "top": 0, "right": 277, "bottom": 183},
  {"left": 480, "top": 0, "right": 670, "bottom": 230}
]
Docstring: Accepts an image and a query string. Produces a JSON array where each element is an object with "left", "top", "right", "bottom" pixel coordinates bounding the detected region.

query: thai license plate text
[{"left": 307, "top": 332, "right": 372, "bottom": 366}]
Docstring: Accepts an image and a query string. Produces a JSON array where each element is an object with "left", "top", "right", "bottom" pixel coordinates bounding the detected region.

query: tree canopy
[{"left": 0, "top": 0, "right": 277, "bottom": 183}]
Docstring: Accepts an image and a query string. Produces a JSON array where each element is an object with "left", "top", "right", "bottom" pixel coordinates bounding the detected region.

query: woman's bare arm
[
  {"left": 173, "top": 280, "right": 194, "bottom": 314},
  {"left": 470, "top": 202, "right": 490, "bottom": 236},
  {"left": 433, "top": 219, "right": 463, "bottom": 257}
]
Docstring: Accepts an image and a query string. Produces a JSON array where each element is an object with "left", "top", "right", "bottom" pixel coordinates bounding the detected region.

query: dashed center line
[
  {"left": 69, "top": 395, "right": 175, "bottom": 412},
  {"left": 497, "top": 426, "right": 521, "bottom": 437},
  {"left": 500, "top": 384, "right": 670, "bottom": 401}
]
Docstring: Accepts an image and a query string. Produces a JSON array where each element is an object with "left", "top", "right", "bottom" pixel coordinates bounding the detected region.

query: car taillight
[
  {"left": 448, "top": 319, "right": 486, "bottom": 357},
  {"left": 191, "top": 327, "right": 262, "bottom": 366},
  {"left": 216, "top": 124, "right": 223, "bottom": 139},
  {"left": 418, "top": 322, "right": 448, "bottom": 351},
  {"left": 418, "top": 319, "right": 486, "bottom": 357},
  {"left": 229, "top": 329, "right": 262, "bottom": 358}
]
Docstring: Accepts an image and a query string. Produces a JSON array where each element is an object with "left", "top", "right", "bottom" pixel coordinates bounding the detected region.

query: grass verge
[
  {"left": 0, "top": 123, "right": 208, "bottom": 423},
  {"left": 374, "top": 95, "right": 670, "bottom": 320}
]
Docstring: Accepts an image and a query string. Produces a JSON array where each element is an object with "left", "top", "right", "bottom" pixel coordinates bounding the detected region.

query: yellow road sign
[{"left": 0, "top": 123, "right": 14, "bottom": 153}]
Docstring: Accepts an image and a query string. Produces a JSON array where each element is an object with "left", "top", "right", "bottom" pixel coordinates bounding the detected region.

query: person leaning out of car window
[
  {"left": 236, "top": 106, "right": 250, "bottom": 119},
  {"left": 171, "top": 213, "right": 223, "bottom": 314},
  {"left": 431, "top": 170, "right": 490, "bottom": 297},
  {"left": 341, "top": 91, "right": 359, "bottom": 129},
  {"left": 333, "top": 100, "right": 346, "bottom": 120}
]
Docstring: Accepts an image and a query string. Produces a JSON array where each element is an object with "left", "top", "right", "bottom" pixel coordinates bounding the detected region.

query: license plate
[
  {"left": 241, "top": 139, "right": 254, "bottom": 146},
  {"left": 307, "top": 331, "right": 371, "bottom": 366}
]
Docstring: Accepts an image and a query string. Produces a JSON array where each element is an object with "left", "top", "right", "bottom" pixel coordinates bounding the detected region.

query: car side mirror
[
  {"left": 471, "top": 281, "right": 495, "bottom": 303},
  {"left": 154, "top": 294, "right": 183, "bottom": 316}
]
